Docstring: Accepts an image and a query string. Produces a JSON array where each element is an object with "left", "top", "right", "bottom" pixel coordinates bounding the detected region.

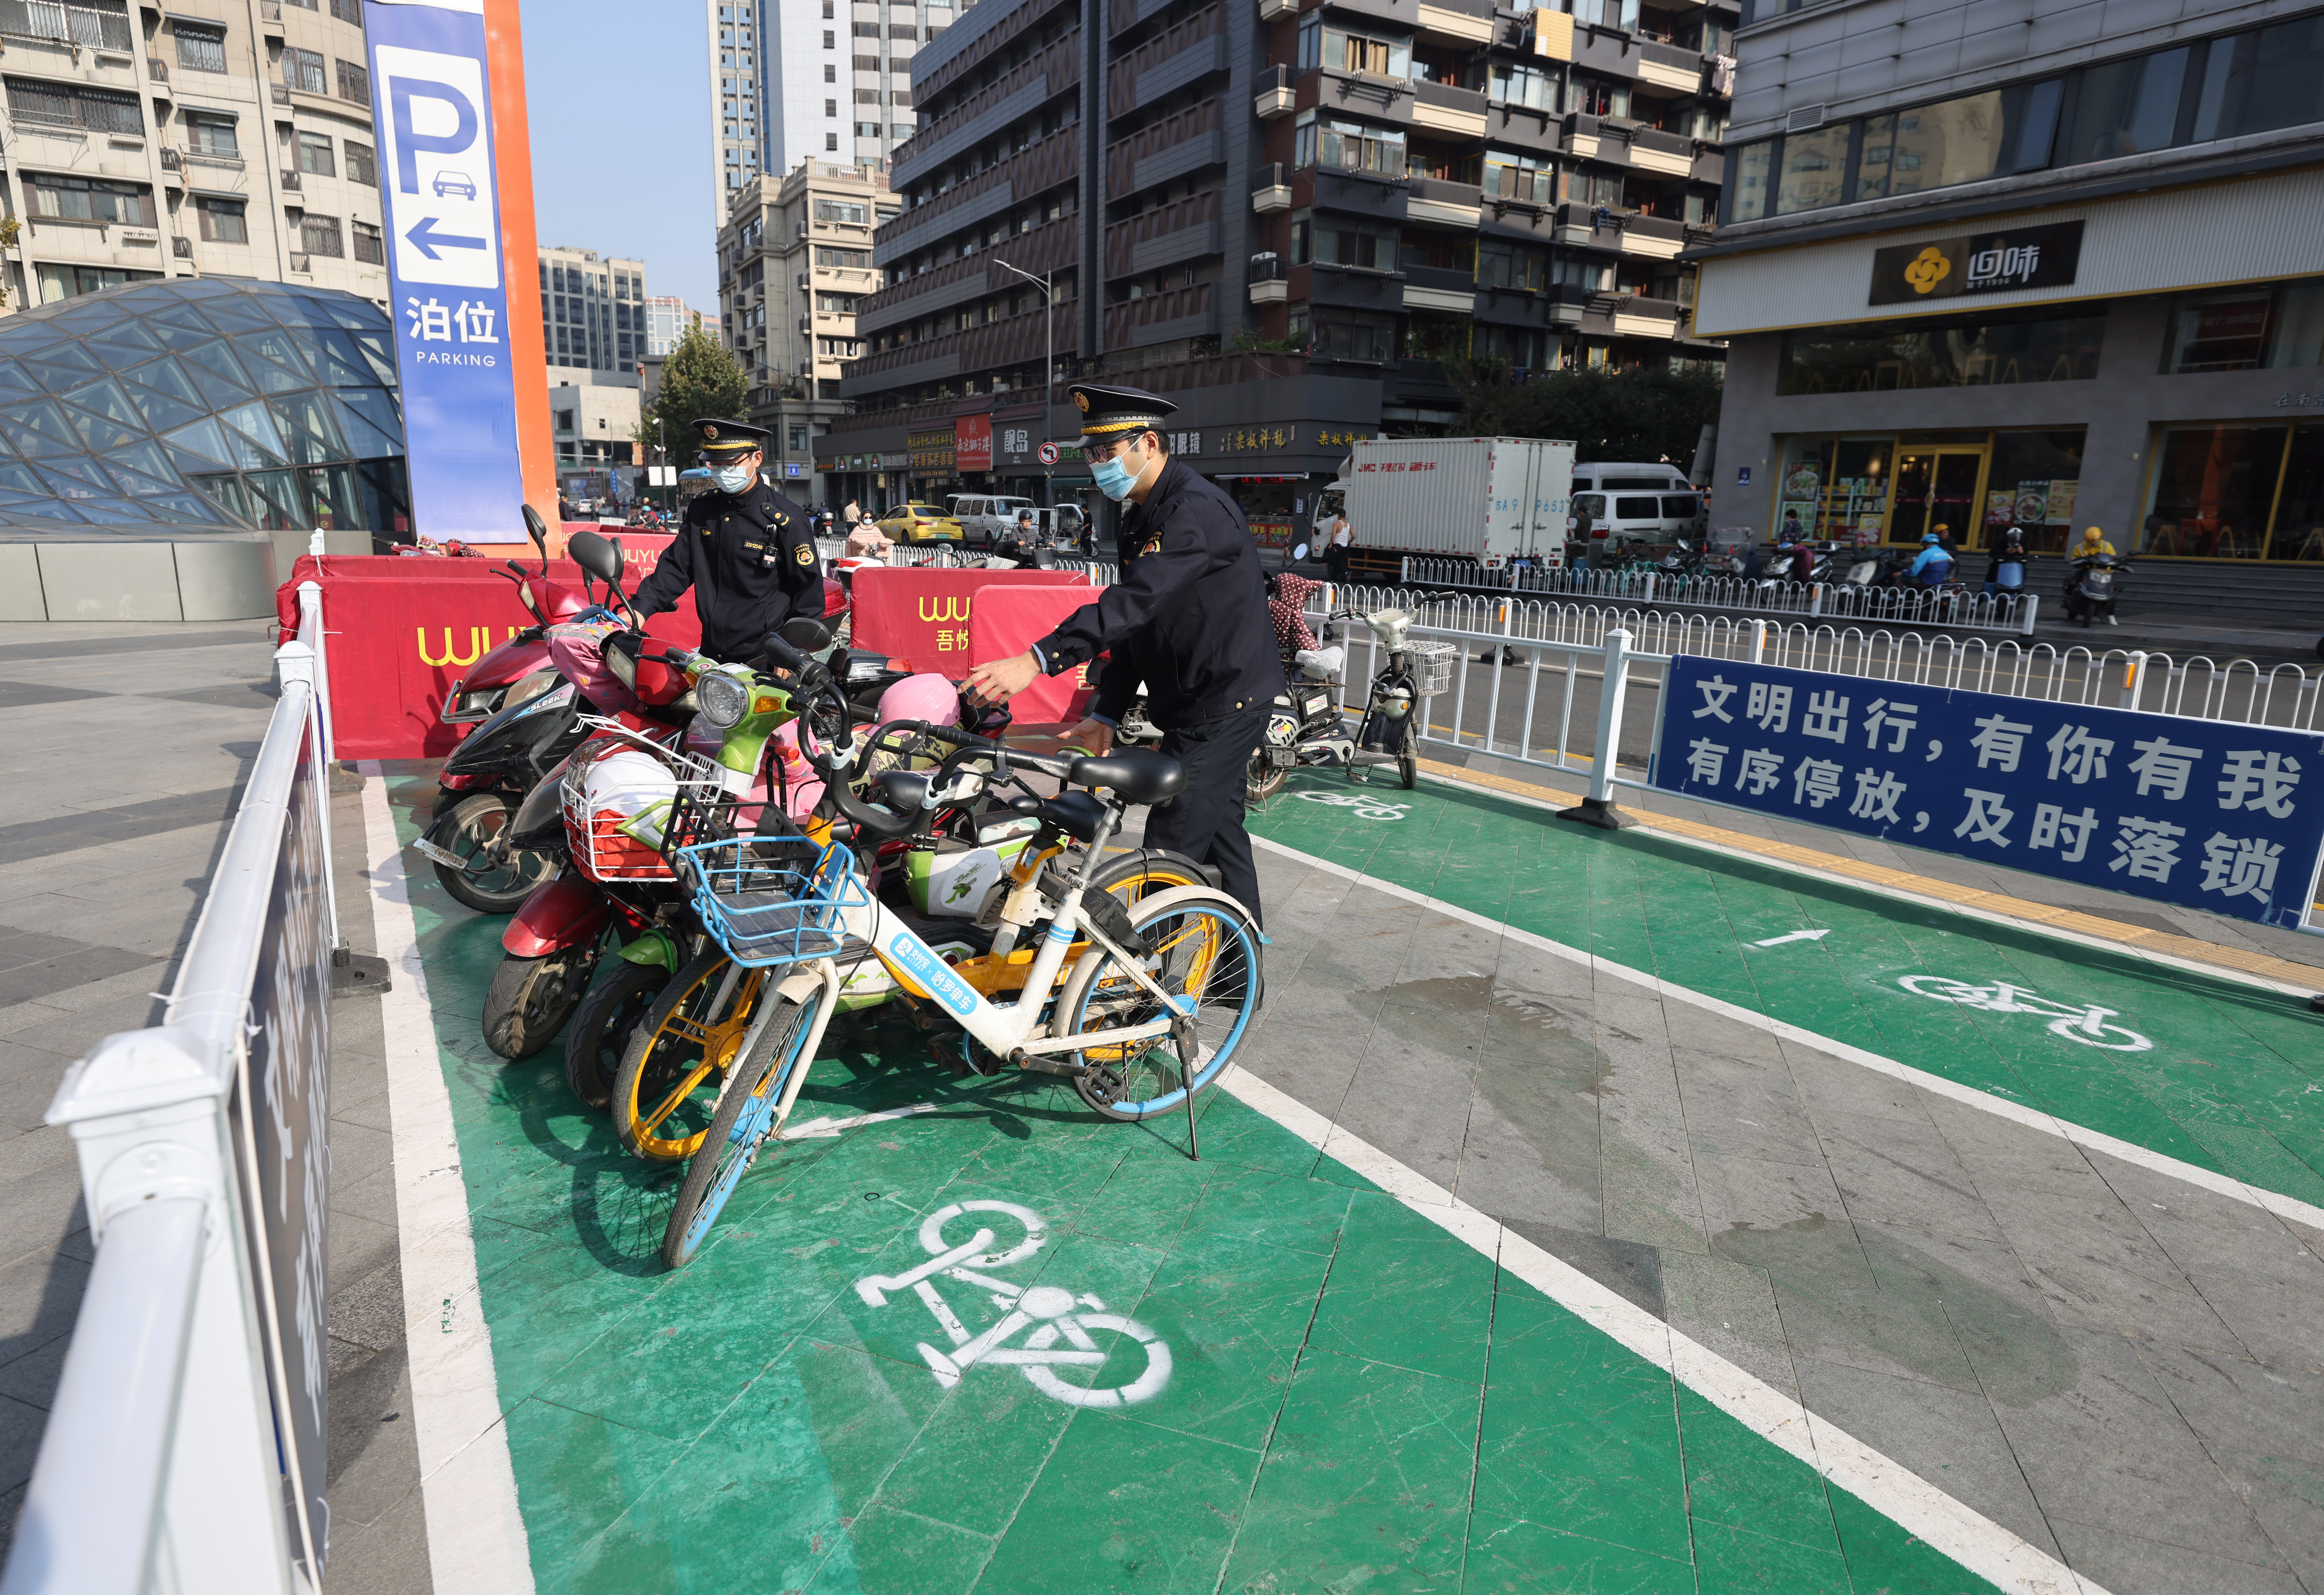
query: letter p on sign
[{"left": 375, "top": 44, "right": 499, "bottom": 291}]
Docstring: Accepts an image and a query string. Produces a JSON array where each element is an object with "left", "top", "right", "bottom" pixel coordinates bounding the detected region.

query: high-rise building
[
  {"left": 1696, "top": 2, "right": 2324, "bottom": 592},
  {"left": 643, "top": 296, "right": 695, "bottom": 356},
  {"left": 718, "top": 162, "right": 901, "bottom": 507},
  {"left": 822, "top": 0, "right": 1731, "bottom": 544},
  {"left": 537, "top": 246, "right": 647, "bottom": 382},
  {"left": 710, "top": 0, "right": 935, "bottom": 204},
  {"left": 0, "top": 0, "right": 389, "bottom": 314}
]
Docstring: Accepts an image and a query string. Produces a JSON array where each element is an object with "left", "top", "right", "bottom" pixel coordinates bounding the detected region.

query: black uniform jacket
[
  {"left": 1034, "top": 459, "right": 1284, "bottom": 730},
  {"left": 633, "top": 479, "right": 823, "bottom": 661}
]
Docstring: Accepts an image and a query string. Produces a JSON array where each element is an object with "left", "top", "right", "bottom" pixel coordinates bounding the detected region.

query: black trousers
[{"left": 1144, "top": 705, "right": 1269, "bottom": 928}]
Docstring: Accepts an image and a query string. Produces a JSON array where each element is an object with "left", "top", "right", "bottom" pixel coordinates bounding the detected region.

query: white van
[
  {"left": 946, "top": 493, "right": 1038, "bottom": 547},
  {"left": 1568, "top": 462, "right": 1703, "bottom": 560}
]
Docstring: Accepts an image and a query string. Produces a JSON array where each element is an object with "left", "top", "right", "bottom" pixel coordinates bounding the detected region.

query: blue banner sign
[
  {"left": 1654, "top": 657, "right": 2324, "bottom": 928},
  {"left": 365, "top": 0, "right": 523, "bottom": 536}
]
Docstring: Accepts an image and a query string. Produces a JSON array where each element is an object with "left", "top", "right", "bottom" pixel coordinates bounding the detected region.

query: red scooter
[{"left": 439, "top": 507, "right": 603, "bottom": 729}]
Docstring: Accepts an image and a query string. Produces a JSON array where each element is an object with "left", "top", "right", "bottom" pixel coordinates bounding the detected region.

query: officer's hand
[
  {"left": 1061, "top": 719, "right": 1113, "bottom": 758},
  {"left": 964, "top": 650, "right": 1040, "bottom": 706}
]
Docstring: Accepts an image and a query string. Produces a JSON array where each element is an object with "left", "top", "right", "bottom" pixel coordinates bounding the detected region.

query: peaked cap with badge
[
  {"left": 1070, "top": 382, "right": 1177, "bottom": 441},
  {"left": 632, "top": 417, "right": 821, "bottom": 661}
]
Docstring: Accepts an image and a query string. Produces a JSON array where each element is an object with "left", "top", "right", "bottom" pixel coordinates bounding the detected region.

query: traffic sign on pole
[{"left": 1038, "top": 442, "right": 1060, "bottom": 466}]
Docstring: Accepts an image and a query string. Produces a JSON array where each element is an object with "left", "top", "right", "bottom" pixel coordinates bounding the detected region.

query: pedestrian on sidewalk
[{"left": 1322, "top": 511, "right": 1352, "bottom": 582}]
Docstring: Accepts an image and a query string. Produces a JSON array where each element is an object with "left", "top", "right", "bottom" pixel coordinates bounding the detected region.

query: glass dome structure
[{"left": 0, "top": 277, "right": 409, "bottom": 541}]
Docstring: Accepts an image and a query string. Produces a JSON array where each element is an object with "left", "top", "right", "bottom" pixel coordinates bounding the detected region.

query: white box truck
[{"left": 1314, "top": 437, "right": 1575, "bottom": 572}]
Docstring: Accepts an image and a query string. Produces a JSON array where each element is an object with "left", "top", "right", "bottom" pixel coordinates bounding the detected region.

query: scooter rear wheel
[
  {"left": 564, "top": 959, "right": 668, "bottom": 1110},
  {"left": 433, "top": 790, "right": 557, "bottom": 914},
  {"left": 483, "top": 946, "right": 594, "bottom": 1061}
]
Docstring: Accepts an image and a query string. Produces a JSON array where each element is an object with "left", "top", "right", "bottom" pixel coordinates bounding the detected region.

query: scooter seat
[{"left": 1065, "top": 749, "right": 1184, "bottom": 806}]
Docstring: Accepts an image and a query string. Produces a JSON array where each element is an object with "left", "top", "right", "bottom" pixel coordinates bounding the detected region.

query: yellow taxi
[{"left": 876, "top": 502, "right": 961, "bottom": 544}]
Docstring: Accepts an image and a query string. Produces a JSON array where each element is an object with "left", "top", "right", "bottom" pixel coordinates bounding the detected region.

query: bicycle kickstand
[{"left": 1173, "top": 1016, "right": 1200, "bottom": 1162}]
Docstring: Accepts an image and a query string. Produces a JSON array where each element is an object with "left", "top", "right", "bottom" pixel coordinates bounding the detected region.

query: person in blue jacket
[{"left": 1907, "top": 530, "right": 1954, "bottom": 586}]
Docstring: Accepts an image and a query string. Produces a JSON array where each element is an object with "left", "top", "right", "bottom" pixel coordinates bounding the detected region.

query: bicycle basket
[
  {"left": 1405, "top": 639, "right": 1458, "bottom": 698},
  {"left": 678, "top": 835, "right": 869, "bottom": 968}
]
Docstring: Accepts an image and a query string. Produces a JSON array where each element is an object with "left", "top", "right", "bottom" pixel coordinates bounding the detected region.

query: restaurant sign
[
  {"left": 907, "top": 428, "right": 954, "bottom": 473},
  {"left": 1869, "top": 220, "right": 2082, "bottom": 307}
]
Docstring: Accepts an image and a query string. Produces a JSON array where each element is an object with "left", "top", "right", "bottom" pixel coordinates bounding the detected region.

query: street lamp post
[{"left": 994, "top": 257, "right": 1054, "bottom": 512}]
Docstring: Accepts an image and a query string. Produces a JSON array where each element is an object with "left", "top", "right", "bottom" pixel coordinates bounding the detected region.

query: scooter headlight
[
  {"left": 696, "top": 669, "right": 752, "bottom": 730},
  {"left": 1379, "top": 683, "right": 1415, "bottom": 721},
  {"left": 502, "top": 669, "right": 560, "bottom": 712}
]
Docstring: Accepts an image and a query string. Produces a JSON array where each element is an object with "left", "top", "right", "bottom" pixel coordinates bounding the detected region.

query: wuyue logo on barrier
[
  {"left": 1653, "top": 657, "right": 2324, "bottom": 929},
  {"left": 364, "top": 0, "right": 523, "bottom": 536}
]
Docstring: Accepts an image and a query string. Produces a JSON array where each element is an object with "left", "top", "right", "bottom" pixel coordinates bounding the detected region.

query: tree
[
  {"left": 639, "top": 317, "right": 747, "bottom": 466},
  {"left": 1450, "top": 362, "right": 1724, "bottom": 467}
]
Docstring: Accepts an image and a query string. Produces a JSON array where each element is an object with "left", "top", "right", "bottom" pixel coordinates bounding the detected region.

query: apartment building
[
  {"left": 1697, "top": 1, "right": 2324, "bottom": 591},
  {"left": 711, "top": 0, "right": 934, "bottom": 203},
  {"left": 0, "top": 0, "right": 388, "bottom": 313},
  {"left": 537, "top": 244, "right": 649, "bottom": 381},
  {"left": 822, "top": 0, "right": 1732, "bottom": 544},
  {"left": 642, "top": 294, "right": 693, "bottom": 356},
  {"left": 717, "top": 161, "right": 900, "bottom": 507}
]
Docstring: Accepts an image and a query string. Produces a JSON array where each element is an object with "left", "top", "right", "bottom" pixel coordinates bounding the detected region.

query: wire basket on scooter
[
  {"left": 560, "top": 739, "right": 725, "bottom": 882},
  {"left": 1404, "top": 640, "right": 1458, "bottom": 698},
  {"left": 675, "top": 835, "right": 868, "bottom": 968}
]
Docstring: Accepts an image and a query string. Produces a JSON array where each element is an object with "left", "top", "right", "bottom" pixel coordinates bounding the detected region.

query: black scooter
[{"left": 2064, "top": 554, "right": 2130, "bottom": 628}]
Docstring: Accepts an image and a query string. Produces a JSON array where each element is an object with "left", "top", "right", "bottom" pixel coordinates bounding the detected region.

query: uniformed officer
[
  {"left": 964, "top": 383, "right": 1283, "bottom": 926},
  {"left": 631, "top": 419, "right": 825, "bottom": 662}
]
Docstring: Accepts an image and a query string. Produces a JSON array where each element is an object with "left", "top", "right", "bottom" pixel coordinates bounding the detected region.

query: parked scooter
[
  {"left": 438, "top": 508, "right": 602, "bottom": 726},
  {"left": 2064, "top": 553, "right": 2130, "bottom": 627},
  {"left": 1249, "top": 564, "right": 1349, "bottom": 802}
]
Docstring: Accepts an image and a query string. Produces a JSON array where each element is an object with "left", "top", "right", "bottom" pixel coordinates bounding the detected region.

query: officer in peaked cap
[
  {"left": 632, "top": 418, "right": 825, "bottom": 662},
  {"left": 964, "top": 381, "right": 1284, "bottom": 927}
]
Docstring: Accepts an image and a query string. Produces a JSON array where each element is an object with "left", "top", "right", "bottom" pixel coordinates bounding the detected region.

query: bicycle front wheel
[
  {"left": 1052, "top": 886, "right": 1262, "bottom": 1121},
  {"left": 661, "top": 985, "right": 825, "bottom": 1269},
  {"left": 613, "top": 950, "right": 765, "bottom": 1161}
]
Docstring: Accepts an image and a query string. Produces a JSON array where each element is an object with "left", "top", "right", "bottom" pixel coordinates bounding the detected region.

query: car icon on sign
[{"left": 431, "top": 171, "right": 477, "bottom": 199}]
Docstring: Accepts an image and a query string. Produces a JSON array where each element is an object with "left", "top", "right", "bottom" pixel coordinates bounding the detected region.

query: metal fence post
[
  {"left": 1748, "top": 618, "right": 1766, "bottom": 665},
  {"left": 2118, "top": 650, "right": 2148, "bottom": 711},
  {"left": 1558, "top": 627, "right": 1637, "bottom": 830},
  {"left": 2020, "top": 592, "right": 2039, "bottom": 636}
]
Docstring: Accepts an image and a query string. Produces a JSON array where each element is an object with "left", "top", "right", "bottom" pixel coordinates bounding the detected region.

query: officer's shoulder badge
[{"left": 794, "top": 543, "right": 814, "bottom": 566}]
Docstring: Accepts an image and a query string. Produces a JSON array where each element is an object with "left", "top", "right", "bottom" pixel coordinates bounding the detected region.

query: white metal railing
[
  {"left": 1393, "top": 557, "right": 2042, "bottom": 637},
  {"left": 4, "top": 566, "right": 340, "bottom": 1595}
]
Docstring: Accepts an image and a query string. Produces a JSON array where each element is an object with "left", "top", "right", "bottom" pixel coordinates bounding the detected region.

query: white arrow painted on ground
[
  {"left": 1751, "top": 929, "right": 1832, "bottom": 948},
  {"left": 780, "top": 1103, "right": 938, "bottom": 1140}
]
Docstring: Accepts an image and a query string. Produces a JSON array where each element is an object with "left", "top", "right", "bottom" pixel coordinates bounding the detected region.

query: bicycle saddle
[{"left": 1064, "top": 749, "right": 1183, "bottom": 806}]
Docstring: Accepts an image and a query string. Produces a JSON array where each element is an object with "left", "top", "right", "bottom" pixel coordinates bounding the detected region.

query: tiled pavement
[{"left": 362, "top": 762, "right": 2324, "bottom": 1594}]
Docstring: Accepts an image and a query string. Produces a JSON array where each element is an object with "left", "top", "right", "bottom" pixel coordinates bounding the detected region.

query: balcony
[
  {"left": 1402, "top": 263, "right": 1475, "bottom": 314},
  {"left": 172, "top": 236, "right": 192, "bottom": 260},
  {"left": 271, "top": 83, "right": 291, "bottom": 105},
  {"left": 1471, "top": 279, "right": 1594, "bottom": 327},
  {"left": 1103, "top": 282, "right": 1216, "bottom": 349},
  {"left": 1410, "top": 78, "right": 1486, "bottom": 139},
  {"left": 1414, "top": 0, "right": 1492, "bottom": 46},
  {"left": 1621, "top": 124, "right": 1696, "bottom": 177},
  {"left": 1106, "top": 98, "right": 1223, "bottom": 201},
  {"left": 1405, "top": 175, "right": 1481, "bottom": 229},
  {"left": 1251, "top": 162, "right": 1291, "bottom": 214},
  {"left": 1589, "top": 292, "right": 1686, "bottom": 338},
  {"left": 1104, "top": 192, "right": 1221, "bottom": 281},
  {"left": 158, "top": 146, "right": 181, "bottom": 171},
  {"left": 280, "top": 168, "right": 302, "bottom": 192},
  {"left": 1254, "top": 63, "right": 1294, "bottom": 119},
  {"left": 1300, "top": 261, "right": 1403, "bottom": 312},
  {"left": 1315, "top": 0, "right": 1418, "bottom": 28},
  {"left": 1551, "top": 203, "right": 1686, "bottom": 258},
  {"left": 1635, "top": 40, "right": 1706, "bottom": 94},
  {"left": 146, "top": 58, "right": 167, "bottom": 84},
  {"left": 1258, "top": 0, "right": 1295, "bottom": 17},
  {"left": 1249, "top": 252, "right": 1287, "bottom": 305},
  {"left": 1306, "top": 165, "right": 1407, "bottom": 221}
]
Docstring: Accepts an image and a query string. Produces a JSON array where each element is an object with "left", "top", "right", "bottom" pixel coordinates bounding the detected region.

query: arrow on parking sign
[{"left": 405, "top": 215, "right": 488, "bottom": 261}]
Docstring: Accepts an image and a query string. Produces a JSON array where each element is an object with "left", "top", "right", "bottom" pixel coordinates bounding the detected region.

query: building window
[
  {"left": 1774, "top": 123, "right": 1847, "bottom": 215},
  {"left": 1481, "top": 149, "right": 1551, "bottom": 205},
  {"left": 284, "top": 49, "right": 326, "bottom": 94},
  {"left": 353, "top": 220, "right": 384, "bottom": 263},
  {"left": 36, "top": 264, "right": 161, "bottom": 302},
  {"left": 1476, "top": 240, "right": 1547, "bottom": 292},
  {"left": 1292, "top": 111, "right": 1405, "bottom": 178},
  {"left": 5, "top": 78, "right": 142, "bottom": 135},
  {"left": 331, "top": 0, "right": 363, "bottom": 20},
  {"left": 337, "top": 60, "right": 370, "bottom": 104},
  {"left": 825, "top": 64, "right": 836, "bottom": 82},
  {"left": 346, "top": 141, "right": 376, "bottom": 186},
  {"left": 2142, "top": 424, "right": 2324, "bottom": 561},
  {"left": 1488, "top": 62, "right": 1553, "bottom": 111},
  {"left": 2162, "top": 281, "right": 2324, "bottom": 373},
  {"left": 185, "top": 115, "right": 239, "bottom": 158},
  {"left": 825, "top": 132, "right": 839, "bottom": 151},
  {"left": 826, "top": 98, "right": 838, "bottom": 117},
  {"left": 1727, "top": 138, "right": 1772, "bottom": 223},
  {"left": 301, "top": 214, "right": 345, "bottom": 257},
  {"left": 195, "top": 195, "right": 248, "bottom": 243},
  {"left": 818, "top": 247, "right": 868, "bottom": 267},
  {"left": 24, "top": 173, "right": 154, "bottom": 226},
  {"left": 1778, "top": 308, "right": 2106, "bottom": 396},
  {"left": 1295, "top": 16, "right": 1410, "bottom": 79},
  {"left": 7, "top": 0, "right": 129, "bottom": 49},
  {"left": 1309, "top": 310, "right": 1398, "bottom": 362},
  {"left": 176, "top": 24, "right": 228, "bottom": 73},
  {"left": 823, "top": 29, "right": 834, "bottom": 46},
  {"left": 297, "top": 131, "right": 336, "bottom": 177}
]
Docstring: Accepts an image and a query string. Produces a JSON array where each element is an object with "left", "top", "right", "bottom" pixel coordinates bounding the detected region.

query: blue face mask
[
  {"left": 713, "top": 461, "right": 757, "bottom": 494},
  {"left": 1092, "top": 442, "right": 1144, "bottom": 503}
]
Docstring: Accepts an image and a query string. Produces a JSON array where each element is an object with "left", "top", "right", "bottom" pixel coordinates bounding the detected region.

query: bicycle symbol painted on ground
[
  {"left": 1294, "top": 792, "right": 1410, "bottom": 821},
  {"left": 852, "top": 1200, "right": 1172, "bottom": 1408},
  {"left": 1894, "top": 976, "right": 2152, "bottom": 1052}
]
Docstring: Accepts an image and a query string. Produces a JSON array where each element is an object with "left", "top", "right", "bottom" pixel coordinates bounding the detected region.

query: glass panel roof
[{"left": 0, "top": 278, "right": 406, "bottom": 538}]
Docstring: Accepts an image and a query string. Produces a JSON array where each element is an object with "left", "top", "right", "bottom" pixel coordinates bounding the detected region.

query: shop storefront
[{"left": 1770, "top": 429, "right": 2087, "bottom": 552}]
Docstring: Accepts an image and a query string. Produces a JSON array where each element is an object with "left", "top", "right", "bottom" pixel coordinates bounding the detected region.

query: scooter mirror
[
  {"left": 1291, "top": 543, "right": 1310, "bottom": 562},
  {"left": 522, "top": 504, "right": 549, "bottom": 555},
  {"left": 780, "top": 616, "right": 833, "bottom": 653},
  {"left": 566, "top": 528, "right": 623, "bottom": 586}
]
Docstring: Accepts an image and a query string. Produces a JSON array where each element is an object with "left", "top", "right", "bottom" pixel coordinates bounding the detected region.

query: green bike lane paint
[
  {"left": 362, "top": 774, "right": 2071, "bottom": 1595},
  {"left": 1246, "top": 776, "right": 2324, "bottom": 1221}
]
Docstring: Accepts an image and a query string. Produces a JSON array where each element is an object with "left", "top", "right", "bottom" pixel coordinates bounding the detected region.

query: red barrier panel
[
  {"left": 968, "top": 585, "right": 1103, "bottom": 724},
  {"left": 548, "top": 526, "right": 675, "bottom": 584},
  {"left": 276, "top": 555, "right": 700, "bottom": 760},
  {"left": 850, "top": 566, "right": 1086, "bottom": 669}
]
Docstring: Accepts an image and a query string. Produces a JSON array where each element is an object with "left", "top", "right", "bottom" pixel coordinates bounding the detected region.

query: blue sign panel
[
  {"left": 1654, "top": 657, "right": 2324, "bottom": 928},
  {"left": 365, "top": 0, "right": 522, "bottom": 536}
]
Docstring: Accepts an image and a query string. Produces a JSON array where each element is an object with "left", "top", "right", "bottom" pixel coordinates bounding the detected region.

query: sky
[{"left": 517, "top": 0, "right": 720, "bottom": 317}]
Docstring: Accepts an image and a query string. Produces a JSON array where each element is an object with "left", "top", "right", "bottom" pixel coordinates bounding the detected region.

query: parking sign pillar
[{"left": 1558, "top": 627, "right": 1638, "bottom": 831}]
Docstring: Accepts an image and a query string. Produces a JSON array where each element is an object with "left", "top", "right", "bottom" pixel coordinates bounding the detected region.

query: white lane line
[
  {"left": 359, "top": 770, "right": 536, "bottom": 1595},
  {"left": 1218, "top": 1065, "right": 2104, "bottom": 1595},
  {"left": 781, "top": 1102, "right": 937, "bottom": 1140},
  {"left": 1253, "top": 833, "right": 2324, "bottom": 1238}
]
